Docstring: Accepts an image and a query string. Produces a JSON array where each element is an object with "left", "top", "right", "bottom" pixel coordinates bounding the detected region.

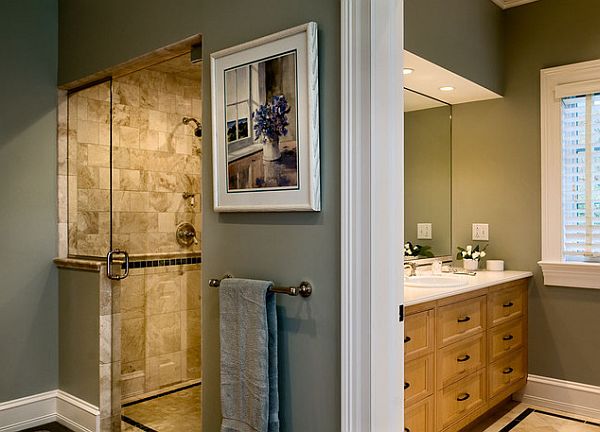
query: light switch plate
[
  {"left": 472, "top": 223, "right": 489, "bottom": 241},
  {"left": 417, "top": 223, "right": 432, "bottom": 240}
]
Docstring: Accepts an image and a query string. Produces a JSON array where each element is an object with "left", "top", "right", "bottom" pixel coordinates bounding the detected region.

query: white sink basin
[{"left": 405, "top": 275, "right": 468, "bottom": 288}]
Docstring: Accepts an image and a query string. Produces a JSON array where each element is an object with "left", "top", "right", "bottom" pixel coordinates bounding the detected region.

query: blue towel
[{"left": 220, "top": 278, "right": 280, "bottom": 432}]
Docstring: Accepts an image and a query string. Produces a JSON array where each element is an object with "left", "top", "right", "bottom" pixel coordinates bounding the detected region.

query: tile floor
[
  {"left": 19, "top": 422, "right": 72, "bottom": 432},
  {"left": 22, "top": 398, "right": 599, "bottom": 431},
  {"left": 466, "top": 402, "right": 600, "bottom": 432},
  {"left": 121, "top": 384, "right": 201, "bottom": 431}
]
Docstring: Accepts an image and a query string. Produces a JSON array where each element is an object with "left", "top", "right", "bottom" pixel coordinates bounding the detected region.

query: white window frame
[
  {"left": 225, "top": 65, "right": 257, "bottom": 161},
  {"left": 539, "top": 59, "right": 600, "bottom": 289}
]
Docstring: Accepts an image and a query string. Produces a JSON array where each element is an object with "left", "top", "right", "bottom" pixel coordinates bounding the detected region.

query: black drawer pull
[
  {"left": 457, "top": 354, "right": 471, "bottom": 363},
  {"left": 503, "top": 301, "right": 514, "bottom": 308},
  {"left": 503, "top": 367, "right": 514, "bottom": 375},
  {"left": 404, "top": 382, "right": 410, "bottom": 390},
  {"left": 405, "top": 429, "right": 410, "bottom": 432},
  {"left": 457, "top": 316, "right": 471, "bottom": 323},
  {"left": 405, "top": 336, "right": 411, "bottom": 343},
  {"left": 456, "top": 392, "right": 470, "bottom": 402},
  {"left": 502, "top": 334, "right": 514, "bottom": 341}
]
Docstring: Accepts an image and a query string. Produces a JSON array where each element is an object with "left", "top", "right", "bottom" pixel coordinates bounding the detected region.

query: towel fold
[{"left": 220, "top": 278, "right": 280, "bottom": 432}]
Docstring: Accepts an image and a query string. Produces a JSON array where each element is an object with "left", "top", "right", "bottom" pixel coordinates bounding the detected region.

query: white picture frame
[{"left": 210, "top": 22, "right": 320, "bottom": 212}]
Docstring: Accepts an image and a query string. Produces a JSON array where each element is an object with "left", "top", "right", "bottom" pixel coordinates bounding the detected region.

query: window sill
[{"left": 538, "top": 260, "right": 600, "bottom": 289}]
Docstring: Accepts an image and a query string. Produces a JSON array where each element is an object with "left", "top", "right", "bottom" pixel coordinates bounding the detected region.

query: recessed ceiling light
[
  {"left": 439, "top": 86, "right": 455, "bottom": 91},
  {"left": 403, "top": 68, "right": 414, "bottom": 75}
]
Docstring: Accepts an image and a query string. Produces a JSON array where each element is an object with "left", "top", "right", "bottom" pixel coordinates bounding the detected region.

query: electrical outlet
[
  {"left": 472, "top": 223, "right": 489, "bottom": 241},
  {"left": 417, "top": 223, "right": 432, "bottom": 240}
]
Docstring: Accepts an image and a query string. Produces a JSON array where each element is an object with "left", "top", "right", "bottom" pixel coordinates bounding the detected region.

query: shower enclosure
[{"left": 65, "top": 54, "right": 202, "bottom": 431}]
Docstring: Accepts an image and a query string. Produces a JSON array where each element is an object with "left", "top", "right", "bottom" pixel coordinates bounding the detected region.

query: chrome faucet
[{"left": 404, "top": 262, "right": 417, "bottom": 277}]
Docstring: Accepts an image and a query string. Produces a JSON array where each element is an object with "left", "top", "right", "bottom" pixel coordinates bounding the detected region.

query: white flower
[
  {"left": 461, "top": 250, "right": 467, "bottom": 257},
  {"left": 480, "top": 251, "right": 486, "bottom": 258},
  {"left": 466, "top": 245, "right": 472, "bottom": 253},
  {"left": 473, "top": 251, "right": 480, "bottom": 259}
]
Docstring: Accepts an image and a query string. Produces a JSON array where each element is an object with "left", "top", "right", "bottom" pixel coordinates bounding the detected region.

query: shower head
[{"left": 182, "top": 117, "right": 202, "bottom": 138}]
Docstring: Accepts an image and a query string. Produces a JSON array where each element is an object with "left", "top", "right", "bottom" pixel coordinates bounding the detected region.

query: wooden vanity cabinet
[{"left": 404, "top": 278, "right": 529, "bottom": 432}]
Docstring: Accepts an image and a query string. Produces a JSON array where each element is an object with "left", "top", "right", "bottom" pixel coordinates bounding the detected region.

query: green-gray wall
[
  {"left": 58, "top": 1, "right": 340, "bottom": 430},
  {"left": 405, "top": 0, "right": 504, "bottom": 94},
  {"left": 452, "top": 0, "right": 600, "bottom": 386},
  {"left": 58, "top": 269, "right": 100, "bottom": 406},
  {"left": 0, "top": 0, "right": 58, "bottom": 403}
]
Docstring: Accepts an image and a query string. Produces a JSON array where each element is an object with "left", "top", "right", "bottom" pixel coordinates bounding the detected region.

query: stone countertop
[{"left": 405, "top": 269, "right": 533, "bottom": 306}]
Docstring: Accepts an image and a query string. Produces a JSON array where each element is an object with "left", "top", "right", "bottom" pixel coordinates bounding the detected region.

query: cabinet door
[
  {"left": 489, "top": 349, "right": 527, "bottom": 399},
  {"left": 489, "top": 317, "right": 525, "bottom": 362},
  {"left": 437, "top": 333, "right": 486, "bottom": 388},
  {"left": 405, "top": 396, "right": 434, "bottom": 432},
  {"left": 405, "top": 353, "right": 434, "bottom": 406},
  {"left": 437, "top": 369, "right": 486, "bottom": 430},
  {"left": 488, "top": 283, "right": 525, "bottom": 327},
  {"left": 437, "top": 296, "right": 486, "bottom": 347},
  {"left": 405, "top": 309, "right": 434, "bottom": 361}
]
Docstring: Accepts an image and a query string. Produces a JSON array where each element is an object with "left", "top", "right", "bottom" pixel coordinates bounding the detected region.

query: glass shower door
[{"left": 66, "top": 80, "right": 115, "bottom": 261}]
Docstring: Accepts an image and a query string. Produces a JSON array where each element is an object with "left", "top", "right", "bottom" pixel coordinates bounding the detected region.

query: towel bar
[{"left": 209, "top": 275, "right": 313, "bottom": 298}]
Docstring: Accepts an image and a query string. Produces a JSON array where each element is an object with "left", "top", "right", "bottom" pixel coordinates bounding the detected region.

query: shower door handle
[{"left": 107, "top": 249, "right": 129, "bottom": 280}]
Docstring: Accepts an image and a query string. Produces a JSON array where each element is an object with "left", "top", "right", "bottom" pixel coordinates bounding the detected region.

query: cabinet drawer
[
  {"left": 489, "top": 348, "right": 526, "bottom": 399},
  {"left": 405, "top": 309, "right": 434, "bottom": 361},
  {"left": 437, "top": 333, "right": 486, "bottom": 387},
  {"left": 405, "top": 353, "right": 434, "bottom": 406},
  {"left": 437, "top": 369, "right": 486, "bottom": 430},
  {"left": 405, "top": 396, "right": 434, "bottom": 432},
  {"left": 488, "top": 284, "right": 525, "bottom": 327},
  {"left": 437, "top": 296, "right": 486, "bottom": 347},
  {"left": 489, "top": 318, "right": 525, "bottom": 362}
]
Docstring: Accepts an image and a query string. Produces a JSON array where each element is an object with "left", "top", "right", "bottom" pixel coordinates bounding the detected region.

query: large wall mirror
[{"left": 404, "top": 88, "right": 452, "bottom": 260}]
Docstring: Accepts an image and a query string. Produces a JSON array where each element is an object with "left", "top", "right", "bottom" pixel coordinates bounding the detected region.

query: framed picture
[{"left": 210, "top": 22, "right": 320, "bottom": 212}]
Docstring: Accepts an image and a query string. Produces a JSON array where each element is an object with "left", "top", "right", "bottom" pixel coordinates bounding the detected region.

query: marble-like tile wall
[
  {"left": 120, "top": 264, "right": 201, "bottom": 400},
  {"left": 67, "top": 56, "right": 202, "bottom": 258},
  {"left": 67, "top": 82, "right": 112, "bottom": 257}
]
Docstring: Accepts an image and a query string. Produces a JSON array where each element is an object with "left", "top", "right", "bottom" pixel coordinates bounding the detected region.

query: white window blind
[{"left": 561, "top": 92, "right": 600, "bottom": 259}]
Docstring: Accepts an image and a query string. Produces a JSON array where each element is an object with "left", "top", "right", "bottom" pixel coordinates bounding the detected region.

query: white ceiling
[
  {"left": 404, "top": 89, "right": 447, "bottom": 112},
  {"left": 403, "top": 50, "right": 501, "bottom": 108},
  {"left": 490, "top": 0, "right": 540, "bottom": 9}
]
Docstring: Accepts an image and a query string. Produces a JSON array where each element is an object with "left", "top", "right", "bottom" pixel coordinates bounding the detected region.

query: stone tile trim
[
  {"left": 53, "top": 257, "right": 103, "bottom": 271},
  {"left": 124, "top": 256, "right": 201, "bottom": 270}
]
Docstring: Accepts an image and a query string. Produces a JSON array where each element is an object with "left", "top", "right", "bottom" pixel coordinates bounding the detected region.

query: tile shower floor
[
  {"left": 467, "top": 402, "right": 600, "bottom": 432},
  {"left": 121, "top": 384, "right": 201, "bottom": 431}
]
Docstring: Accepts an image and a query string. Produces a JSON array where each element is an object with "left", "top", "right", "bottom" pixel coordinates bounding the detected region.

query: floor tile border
[
  {"left": 499, "top": 407, "right": 600, "bottom": 431},
  {"left": 121, "top": 415, "right": 157, "bottom": 432},
  {"left": 121, "top": 382, "right": 201, "bottom": 408}
]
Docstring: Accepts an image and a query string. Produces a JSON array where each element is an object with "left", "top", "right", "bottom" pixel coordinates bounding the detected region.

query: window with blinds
[{"left": 561, "top": 92, "right": 600, "bottom": 260}]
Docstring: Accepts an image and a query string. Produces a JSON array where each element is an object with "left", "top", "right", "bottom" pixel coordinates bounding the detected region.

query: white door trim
[{"left": 341, "top": 0, "right": 404, "bottom": 430}]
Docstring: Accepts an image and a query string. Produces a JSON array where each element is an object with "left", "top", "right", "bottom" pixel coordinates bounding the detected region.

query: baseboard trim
[
  {"left": 0, "top": 390, "right": 99, "bottom": 432},
  {"left": 56, "top": 391, "right": 99, "bottom": 432},
  {"left": 515, "top": 374, "right": 600, "bottom": 420}
]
